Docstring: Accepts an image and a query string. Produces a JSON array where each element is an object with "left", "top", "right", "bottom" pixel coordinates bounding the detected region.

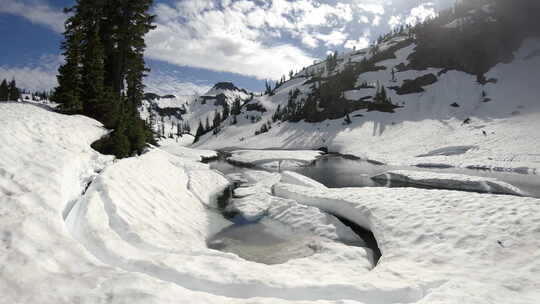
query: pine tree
[
  {"left": 231, "top": 98, "right": 241, "bottom": 116},
  {"left": 194, "top": 120, "right": 204, "bottom": 143},
  {"left": 205, "top": 117, "right": 210, "bottom": 132},
  {"left": 53, "top": 5, "right": 83, "bottom": 113},
  {"left": 54, "top": 0, "right": 156, "bottom": 158},
  {"left": 176, "top": 121, "right": 182, "bottom": 137},
  {"left": 110, "top": 115, "right": 131, "bottom": 158},
  {"left": 81, "top": 24, "right": 112, "bottom": 126},
  {"left": 222, "top": 101, "right": 230, "bottom": 121},
  {"left": 0, "top": 79, "right": 8, "bottom": 101},
  {"left": 8, "top": 78, "right": 21, "bottom": 101}
]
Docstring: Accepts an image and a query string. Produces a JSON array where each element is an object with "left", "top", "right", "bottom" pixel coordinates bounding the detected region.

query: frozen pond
[
  {"left": 207, "top": 217, "right": 322, "bottom": 265},
  {"left": 207, "top": 151, "right": 540, "bottom": 265},
  {"left": 210, "top": 153, "right": 540, "bottom": 198}
]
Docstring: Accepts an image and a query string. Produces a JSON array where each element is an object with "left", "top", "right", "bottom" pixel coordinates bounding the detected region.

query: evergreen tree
[
  {"left": 8, "top": 78, "right": 21, "bottom": 101},
  {"left": 222, "top": 101, "right": 230, "bottom": 120},
  {"left": 110, "top": 116, "right": 131, "bottom": 158},
  {"left": 0, "top": 79, "right": 8, "bottom": 101},
  {"left": 183, "top": 121, "right": 190, "bottom": 134},
  {"left": 176, "top": 121, "right": 182, "bottom": 137},
  {"left": 264, "top": 80, "right": 273, "bottom": 95},
  {"left": 54, "top": 0, "right": 156, "bottom": 158},
  {"left": 53, "top": 4, "right": 83, "bottom": 113},
  {"left": 194, "top": 120, "right": 204, "bottom": 143},
  {"left": 81, "top": 25, "right": 113, "bottom": 126},
  {"left": 205, "top": 117, "right": 210, "bottom": 132},
  {"left": 231, "top": 98, "right": 241, "bottom": 116}
]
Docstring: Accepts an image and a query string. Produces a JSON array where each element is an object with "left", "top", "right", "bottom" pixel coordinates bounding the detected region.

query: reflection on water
[
  {"left": 210, "top": 154, "right": 540, "bottom": 198},
  {"left": 207, "top": 152, "right": 540, "bottom": 265},
  {"left": 207, "top": 219, "right": 320, "bottom": 265}
]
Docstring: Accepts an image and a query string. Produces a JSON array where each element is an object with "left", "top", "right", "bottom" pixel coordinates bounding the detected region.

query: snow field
[
  {"left": 274, "top": 182, "right": 540, "bottom": 303},
  {"left": 195, "top": 38, "right": 540, "bottom": 173},
  {"left": 2, "top": 103, "right": 416, "bottom": 303}
]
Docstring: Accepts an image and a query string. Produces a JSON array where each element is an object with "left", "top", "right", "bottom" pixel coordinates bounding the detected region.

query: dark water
[
  {"left": 207, "top": 218, "right": 322, "bottom": 265},
  {"left": 207, "top": 153, "right": 540, "bottom": 265},
  {"left": 210, "top": 154, "right": 540, "bottom": 198}
]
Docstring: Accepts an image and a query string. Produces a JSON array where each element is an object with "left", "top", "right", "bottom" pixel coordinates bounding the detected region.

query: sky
[{"left": 0, "top": 0, "right": 454, "bottom": 95}]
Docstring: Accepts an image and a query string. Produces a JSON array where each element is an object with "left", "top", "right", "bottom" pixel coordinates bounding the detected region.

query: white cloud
[
  {"left": 0, "top": 66, "right": 58, "bottom": 91},
  {"left": 357, "top": 3, "right": 385, "bottom": 15},
  {"left": 144, "top": 73, "right": 211, "bottom": 96},
  {"left": 0, "top": 0, "right": 66, "bottom": 33},
  {"left": 388, "top": 15, "right": 402, "bottom": 28},
  {"left": 405, "top": 3, "right": 437, "bottom": 25},
  {"left": 0, "top": 54, "right": 62, "bottom": 91},
  {"left": 148, "top": 0, "right": 361, "bottom": 80},
  {"left": 301, "top": 34, "right": 320, "bottom": 48},
  {"left": 315, "top": 30, "right": 348, "bottom": 46},
  {"left": 359, "top": 15, "right": 370, "bottom": 24},
  {"left": 372, "top": 15, "right": 381, "bottom": 26},
  {"left": 344, "top": 29, "right": 371, "bottom": 50}
]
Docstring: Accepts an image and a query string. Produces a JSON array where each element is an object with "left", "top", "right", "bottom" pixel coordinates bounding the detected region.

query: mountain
[
  {"left": 184, "top": 0, "right": 540, "bottom": 171},
  {"left": 139, "top": 82, "right": 252, "bottom": 143}
]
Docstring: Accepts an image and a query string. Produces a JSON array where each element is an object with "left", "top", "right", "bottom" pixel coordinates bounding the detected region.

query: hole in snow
[
  {"left": 207, "top": 218, "right": 320, "bottom": 265},
  {"left": 333, "top": 214, "right": 382, "bottom": 265}
]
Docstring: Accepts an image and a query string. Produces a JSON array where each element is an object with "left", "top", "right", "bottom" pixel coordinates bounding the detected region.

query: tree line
[
  {"left": 0, "top": 78, "right": 21, "bottom": 102},
  {"left": 194, "top": 98, "right": 242, "bottom": 142},
  {"left": 51, "top": 0, "right": 156, "bottom": 158}
]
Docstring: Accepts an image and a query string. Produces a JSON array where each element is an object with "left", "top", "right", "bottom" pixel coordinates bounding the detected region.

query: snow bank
[
  {"left": 280, "top": 170, "right": 328, "bottom": 189},
  {"left": 3, "top": 103, "right": 409, "bottom": 304},
  {"left": 274, "top": 182, "right": 540, "bottom": 303},
  {"left": 372, "top": 170, "right": 525, "bottom": 196},
  {"left": 226, "top": 171, "right": 361, "bottom": 244},
  {"left": 159, "top": 137, "right": 217, "bottom": 161},
  {"left": 228, "top": 149, "right": 324, "bottom": 168}
]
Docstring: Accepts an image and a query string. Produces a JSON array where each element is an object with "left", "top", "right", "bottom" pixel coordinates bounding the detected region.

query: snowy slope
[
  {"left": 4, "top": 103, "right": 540, "bottom": 303},
  {"left": 194, "top": 38, "right": 540, "bottom": 172},
  {"left": 0, "top": 103, "right": 380, "bottom": 304},
  {"left": 274, "top": 181, "right": 540, "bottom": 304}
]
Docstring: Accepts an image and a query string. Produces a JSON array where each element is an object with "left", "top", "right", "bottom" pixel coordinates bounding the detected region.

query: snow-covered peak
[{"left": 203, "top": 82, "right": 251, "bottom": 101}]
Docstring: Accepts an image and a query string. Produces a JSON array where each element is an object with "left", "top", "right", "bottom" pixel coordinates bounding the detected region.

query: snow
[
  {"left": 225, "top": 170, "right": 363, "bottom": 246},
  {"left": 274, "top": 181, "right": 540, "bottom": 303},
  {"left": 228, "top": 149, "right": 324, "bottom": 168},
  {"left": 2, "top": 103, "right": 388, "bottom": 304},
  {"left": 280, "top": 170, "right": 327, "bottom": 189},
  {"left": 193, "top": 38, "right": 540, "bottom": 173},
  {"left": 4, "top": 102, "right": 540, "bottom": 303},
  {"left": 158, "top": 136, "right": 217, "bottom": 161},
  {"left": 372, "top": 170, "right": 526, "bottom": 196}
]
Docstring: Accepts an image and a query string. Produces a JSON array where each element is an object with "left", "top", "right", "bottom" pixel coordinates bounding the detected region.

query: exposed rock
[{"left": 396, "top": 73, "right": 438, "bottom": 95}]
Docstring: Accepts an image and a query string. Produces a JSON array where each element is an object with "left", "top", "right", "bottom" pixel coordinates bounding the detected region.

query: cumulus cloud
[
  {"left": 0, "top": 54, "right": 62, "bottom": 91},
  {"left": 356, "top": 3, "right": 385, "bottom": 16},
  {"left": 0, "top": 0, "right": 66, "bottom": 33},
  {"left": 144, "top": 73, "right": 212, "bottom": 96},
  {"left": 145, "top": 0, "right": 362, "bottom": 80},
  {"left": 405, "top": 3, "right": 437, "bottom": 25},
  {"left": 0, "top": 66, "right": 58, "bottom": 91},
  {"left": 315, "top": 30, "right": 348, "bottom": 47},
  {"left": 344, "top": 29, "right": 371, "bottom": 50},
  {"left": 301, "top": 34, "right": 320, "bottom": 48},
  {"left": 388, "top": 15, "right": 402, "bottom": 29}
]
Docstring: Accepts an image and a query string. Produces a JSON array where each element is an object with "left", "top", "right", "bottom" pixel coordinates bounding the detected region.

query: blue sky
[{"left": 0, "top": 0, "right": 453, "bottom": 94}]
